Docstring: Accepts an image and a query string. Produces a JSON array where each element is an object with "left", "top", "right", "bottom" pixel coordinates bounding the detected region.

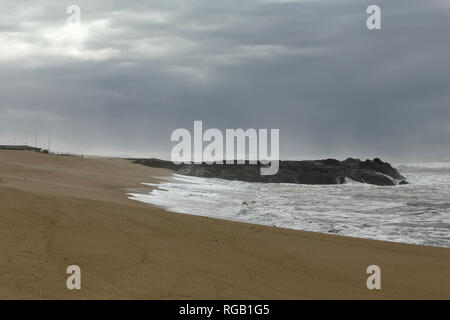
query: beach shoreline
[{"left": 0, "top": 150, "right": 449, "bottom": 299}]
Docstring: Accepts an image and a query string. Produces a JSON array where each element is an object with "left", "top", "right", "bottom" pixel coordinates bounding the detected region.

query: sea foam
[{"left": 129, "top": 163, "right": 450, "bottom": 248}]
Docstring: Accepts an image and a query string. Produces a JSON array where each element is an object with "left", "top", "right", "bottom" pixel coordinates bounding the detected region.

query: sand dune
[{"left": 0, "top": 151, "right": 449, "bottom": 299}]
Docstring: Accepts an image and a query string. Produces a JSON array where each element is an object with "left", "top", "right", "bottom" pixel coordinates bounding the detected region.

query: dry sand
[{"left": 0, "top": 150, "right": 449, "bottom": 299}]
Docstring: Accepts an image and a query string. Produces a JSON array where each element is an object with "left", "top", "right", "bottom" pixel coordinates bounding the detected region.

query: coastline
[{"left": 0, "top": 151, "right": 449, "bottom": 299}]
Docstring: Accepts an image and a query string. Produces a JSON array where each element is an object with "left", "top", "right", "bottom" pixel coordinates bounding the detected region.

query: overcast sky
[{"left": 0, "top": 0, "right": 449, "bottom": 161}]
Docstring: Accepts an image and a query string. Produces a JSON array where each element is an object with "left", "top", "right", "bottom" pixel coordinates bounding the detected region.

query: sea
[{"left": 128, "top": 162, "right": 450, "bottom": 248}]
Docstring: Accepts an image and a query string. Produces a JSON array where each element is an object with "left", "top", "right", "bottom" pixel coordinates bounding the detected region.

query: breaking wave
[{"left": 129, "top": 162, "right": 450, "bottom": 248}]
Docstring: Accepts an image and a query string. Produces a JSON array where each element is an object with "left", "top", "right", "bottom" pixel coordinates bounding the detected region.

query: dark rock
[{"left": 132, "top": 157, "right": 407, "bottom": 186}]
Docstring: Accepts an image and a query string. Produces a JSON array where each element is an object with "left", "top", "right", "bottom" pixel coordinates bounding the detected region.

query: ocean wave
[{"left": 128, "top": 164, "right": 450, "bottom": 248}]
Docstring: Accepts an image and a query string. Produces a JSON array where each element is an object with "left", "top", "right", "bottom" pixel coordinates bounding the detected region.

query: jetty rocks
[{"left": 132, "top": 157, "right": 407, "bottom": 186}]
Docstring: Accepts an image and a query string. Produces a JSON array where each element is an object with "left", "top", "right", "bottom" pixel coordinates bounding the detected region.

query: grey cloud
[{"left": 0, "top": 0, "right": 449, "bottom": 160}]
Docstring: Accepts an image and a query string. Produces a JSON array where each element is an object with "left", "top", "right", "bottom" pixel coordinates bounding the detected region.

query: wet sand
[{"left": 0, "top": 150, "right": 449, "bottom": 299}]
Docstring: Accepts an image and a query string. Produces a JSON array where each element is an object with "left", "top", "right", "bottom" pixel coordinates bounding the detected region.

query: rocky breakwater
[{"left": 132, "top": 157, "right": 407, "bottom": 186}]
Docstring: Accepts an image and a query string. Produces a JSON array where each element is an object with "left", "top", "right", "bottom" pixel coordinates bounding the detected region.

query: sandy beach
[{"left": 0, "top": 150, "right": 449, "bottom": 299}]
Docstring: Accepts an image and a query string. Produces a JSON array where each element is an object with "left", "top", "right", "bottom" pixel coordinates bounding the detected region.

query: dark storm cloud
[{"left": 0, "top": 0, "right": 449, "bottom": 160}]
